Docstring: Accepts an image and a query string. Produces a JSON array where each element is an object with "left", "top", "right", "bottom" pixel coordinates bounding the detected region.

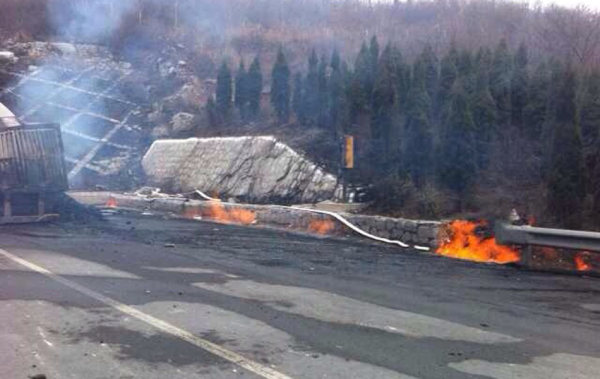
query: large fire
[
  {"left": 574, "top": 251, "right": 592, "bottom": 271},
  {"left": 436, "top": 220, "right": 521, "bottom": 264},
  {"left": 308, "top": 219, "right": 335, "bottom": 235}
]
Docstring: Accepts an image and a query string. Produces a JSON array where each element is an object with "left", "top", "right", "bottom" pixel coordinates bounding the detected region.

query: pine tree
[
  {"left": 419, "top": 44, "right": 439, "bottom": 103},
  {"left": 457, "top": 50, "right": 475, "bottom": 96},
  {"left": 318, "top": 55, "right": 329, "bottom": 128},
  {"left": 293, "top": 72, "right": 304, "bottom": 123},
  {"left": 511, "top": 43, "right": 528, "bottom": 127},
  {"left": 404, "top": 59, "right": 433, "bottom": 187},
  {"left": 579, "top": 71, "right": 600, "bottom": 212},
  {"left": 329, "top": 50, "right": 344, "bottom": 135},
  {"left": 246, "top": 56, "right": 263, "bottom": 119},
  {"left": 235, "top": 60, "right": 248, "bottom": 120},
  {"left": 438, "top": 83, "right": 478, "bottom": 210},
  {"left": 271, "top": 48, "right": 291, "bottom": 124},
  {"left": 371, "top": 44, "right": 397, "bottom": 166},
  {"left": 490, "top": 39, "right": 512, "bottom": 126},
  {"left": 437, "top": 52, "right": 458, "bottom": 128},
  {"left": 546, "top": 67, "right": 585, "bottom": 228},
  {"left": 472, "top": 64, "right": 497, "bottom": 169},
  {"left": 392, "top": 45, "right": 410, "bottom": 115},
  {"left": 580, "top": 71, "right": 600, "bottom": 150},
  {"left": 206, "top": 97, "right": 219, "bottom": 128},
  {"left": 592, "top": 142, "right": 600, "bottom": 225},
  {"left": 369, "top": 35, "right": 380, "bottom": 81},
  {"left": 523, "top": 62, "right": 550, "bottom": 139},
  {"left": 216, "top": 61, "right": 232, "bottom": 115},
  {"left": 475, "top": 46, "right": 493, "bottom": 72},
  {"left": 352, "top": 41, "right": 374, "bottom": 118},
  {"left": 304, "top": 49, "right": 320, "bottom": 125}
]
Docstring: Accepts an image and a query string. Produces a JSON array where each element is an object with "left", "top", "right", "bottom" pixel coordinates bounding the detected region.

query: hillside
[{"left": 1, "top": 0, "right": 600, "bottom": 229}]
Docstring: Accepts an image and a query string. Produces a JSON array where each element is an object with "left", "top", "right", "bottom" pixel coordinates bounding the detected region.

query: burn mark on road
[{"left": 65, "top": 325, "right": 232, "bottom": 368}]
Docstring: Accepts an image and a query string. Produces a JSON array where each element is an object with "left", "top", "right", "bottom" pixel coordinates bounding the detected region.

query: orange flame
[
  {"left": 105, "top": 197, "right": 117, "bottom": 208},
  {"left": 308, "top": 219, "right": 335, "bottom": 235},
  {"left": 436, "top": 220, "right": 520, "bottom": 264},
  {"left": 574, "top": 252, "right": 592, "bottom": 271},
  {"left": 205, "top": 200, "right": 256, "bottom": 225}
]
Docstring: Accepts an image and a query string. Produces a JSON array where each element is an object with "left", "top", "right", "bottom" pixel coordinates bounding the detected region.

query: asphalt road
[{"left": 1, "top": 211, "right": 599, "bottom": 379}]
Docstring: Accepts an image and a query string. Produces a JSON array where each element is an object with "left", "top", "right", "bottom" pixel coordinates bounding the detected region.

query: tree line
[{"left": 211, "top": 36, "right": 600, "bottom": 228}]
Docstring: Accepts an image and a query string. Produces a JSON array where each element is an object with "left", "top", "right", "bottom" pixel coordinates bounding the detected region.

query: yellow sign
[{"left": 344, "top": 135, "right": 354, "bottom": 169}]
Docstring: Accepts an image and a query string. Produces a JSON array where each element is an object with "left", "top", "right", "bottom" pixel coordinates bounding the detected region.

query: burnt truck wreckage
[{"left": 0, "top": 102, "right": 67, "bottom": 224}]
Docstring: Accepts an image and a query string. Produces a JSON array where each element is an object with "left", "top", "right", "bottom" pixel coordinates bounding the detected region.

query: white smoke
[{"left": 47, "top": 0, "right": 137, "bottom": 43}]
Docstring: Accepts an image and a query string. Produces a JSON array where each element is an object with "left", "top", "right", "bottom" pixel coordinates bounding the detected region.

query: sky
[
  {"left": 370, "top": 0, "right": 600, "bottom": 11},
  {"left": 532, "top": 0, "right": 599, "bottom": 9}
]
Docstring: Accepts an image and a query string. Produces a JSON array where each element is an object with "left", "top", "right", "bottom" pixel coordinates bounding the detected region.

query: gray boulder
[
  {"left": 142, "top": 136, "right": 339, "bottom": 204},
  {"left": 170, "top": 112, "right": 196, "bottom": 134}
]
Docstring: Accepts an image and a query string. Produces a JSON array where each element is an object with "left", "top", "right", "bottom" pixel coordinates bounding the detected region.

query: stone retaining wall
[{"left": 69, "top": 192, "right": 441, "bottom": 249}]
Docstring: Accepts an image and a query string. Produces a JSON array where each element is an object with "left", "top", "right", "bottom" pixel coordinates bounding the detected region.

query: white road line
[{"left": 0, "top": 248, "right": 292, "bottom": 379}]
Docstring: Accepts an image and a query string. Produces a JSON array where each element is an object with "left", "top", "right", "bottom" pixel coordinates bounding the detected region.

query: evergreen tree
[
  {"left": 329, "top": 50, "right": 344, "bottom": 135},
  {"left": 292, "top": 72, "right": 304, "bottom": 123},
  {"left": 437, "top": 51, "right": 458, "bottom": 127},
  {"left": 246, "top": 56, "right": 263, "bottom": 119},
  {"left": 404, "top": 59, "right": 433, "bottom": 187},
  {"left": 523, "top": 62, "right": 550, "bottom": 139},
  {"left": 580, "top": 71, "right": 600, "bottom": 150},
  {"left": 371, "top": 44, "right": 397, "bottom": 165},
  {"left": 234, "top": 60, "right": 248, "bottom": 120},
  {"left": 511, "top": 43, "right": 529, "bottom": 127},
  {"left": 578, "top": 71, "right": 600, "bottom": 209},
  {"left": 438, "top": 83, "right": 478, "bottom": 210},
  {"left": 472, "top": 64, "right": 497, "bottom": 169},
  {"left": 318, "top": 54, "right": 329, "bottom": 128},
  {"left": 206, "top": 97, "right": 219, "bottom": 128},
  {"left": 216, "top": 61, "right": 232, "bottom": 115},
  {"left": 490, "top": 39, "right": 512, "bottom": 126},
  {"left": 271, "top": 48, "right": 291, "bottom": 123},
  {"left": 457, "top": 49, "right": 476, "bottom": 96},
  {"left": 546, "top": 67, "right": 585, "bottom": 228},
  {"left": 419, "top": 44, "right": 439, "bottom": 102},
  {"left": 304, "top": 49, "right": 320, "bottom": 125},
  {"left": 457, "top": 50, "right": 474, "bottom": 77},
  {"left": 392, "top": 45, "right": 410, "bottom": 115},
  {"left": 475, "top": 46, "right": 493, "bottom": 72},
  {"left": 369, "top": 35, "right": 380, "bottom": 81},
  {"left": 593, "top": 145, "right": 600, "bottom": 224},
  {"left": 351, "top": 41, "right": 373, "bottom": 120}
]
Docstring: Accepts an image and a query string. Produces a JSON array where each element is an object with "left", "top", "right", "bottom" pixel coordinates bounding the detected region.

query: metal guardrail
[{"left": 495, "top": 223, "right": 600, "bottom": 253}]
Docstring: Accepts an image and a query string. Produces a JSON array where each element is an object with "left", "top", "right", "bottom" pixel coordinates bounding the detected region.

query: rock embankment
[{"left": 142, "top": 136, "right": 340, "bottom": 204}]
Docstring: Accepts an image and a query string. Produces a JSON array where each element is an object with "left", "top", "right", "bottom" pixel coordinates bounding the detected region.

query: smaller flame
[
  {"left": 105, "top": 197, "right": 117, "bottom": 208},
  {"left": 574, "top": 252, "right": 592, "bottom": 271},
  {"left": 206, "top": 200, "right": 256, "bottom": 225},
  {"left": 437, "top": 220, "right": 520, "bottom": 264},
  {"left": 308, "top": 219, "right": 335, "bottom": 235}
]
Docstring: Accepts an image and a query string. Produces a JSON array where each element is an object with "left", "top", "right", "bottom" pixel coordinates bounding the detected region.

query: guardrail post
[
  {"left": 521, "top": 245, "right": 533, "bottom": 268},
  {"left": 38, "top": 193, "right": 45, "bottom": 216},
  {"left": 3, "top": 193, "right": 11, "bottom": 218}
]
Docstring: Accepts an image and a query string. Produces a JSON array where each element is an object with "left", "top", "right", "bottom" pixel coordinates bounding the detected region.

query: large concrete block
[{"left": 142, "top": 136, "right": 339, "bottom": 204}]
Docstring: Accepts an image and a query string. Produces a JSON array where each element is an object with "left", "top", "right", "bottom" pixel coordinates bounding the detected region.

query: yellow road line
[{"left": 0, "top": 248, "right": 292, "bottom": 379}]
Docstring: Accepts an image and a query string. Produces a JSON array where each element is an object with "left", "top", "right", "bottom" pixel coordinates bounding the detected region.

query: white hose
[
  {"left": 291, "top": 206, "right": 431, "bottom": 252},
  {"left": 193, "top": 189, "right": 218, "bottom": 201}
]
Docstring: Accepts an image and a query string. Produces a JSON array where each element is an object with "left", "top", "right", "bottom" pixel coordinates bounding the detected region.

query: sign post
[{"left": 342, "top": 135, "right": 354, "bottom": 202}]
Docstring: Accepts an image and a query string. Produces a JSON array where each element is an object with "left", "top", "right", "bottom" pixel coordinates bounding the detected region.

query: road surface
[{"left": 1, "top": 211, "right": 599, "bottom": 378}]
